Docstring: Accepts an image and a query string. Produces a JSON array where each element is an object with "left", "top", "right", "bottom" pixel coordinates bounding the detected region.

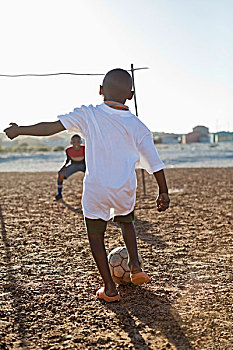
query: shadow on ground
[
  {"left": 104, "top": 284, "right": 195, "bottom": 350},
  {"left": 135, "top": 218, "right": 169, "bottom": 249},
  {"left": 0, "top": 205, "right": 30, "bottom": 349},
  {"left": 59, "top": 199, "right": 82, "bottom": 214}
]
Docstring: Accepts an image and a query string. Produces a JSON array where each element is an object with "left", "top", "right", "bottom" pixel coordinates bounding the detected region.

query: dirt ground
[{"left": 0, "top": 168, "right": 232, "bottom": 350}]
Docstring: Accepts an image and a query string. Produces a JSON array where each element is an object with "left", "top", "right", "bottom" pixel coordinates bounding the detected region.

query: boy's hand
[
  {"left": 156, "top": 193, "right": 170, "bottom": 212},
  {"left": 4, "top": 123, "right": 20, "bottom": 140}
]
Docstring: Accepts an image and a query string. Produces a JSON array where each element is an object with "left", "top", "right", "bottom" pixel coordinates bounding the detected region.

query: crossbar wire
[
  {"left": 0, "top": 67, "right": 148, "bottom": 78},
  {"left": 0, "top": 73, "right": 105, "bottom": 77}
]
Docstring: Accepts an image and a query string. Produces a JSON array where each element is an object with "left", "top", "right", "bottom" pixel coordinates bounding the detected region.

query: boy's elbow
[
  {"left": 45, "top": 121, "right": 65, "bottom": 135},
  {"left": 55, "top": 121, "right": 65, "bottom": 133}
]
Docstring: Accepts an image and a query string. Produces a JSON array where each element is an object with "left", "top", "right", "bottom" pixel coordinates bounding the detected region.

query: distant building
[
  {"left": 152, "top": 132, "right": 180, "bottom": 144},
  {"left": 182, "top": 125, "right": 210, "bottom": 143},
  {"left": 210, "top": 131, "right": 233, "bottom": 143},
  {"left": 193, "top": 125, "right": 209, "bottom": 134}
]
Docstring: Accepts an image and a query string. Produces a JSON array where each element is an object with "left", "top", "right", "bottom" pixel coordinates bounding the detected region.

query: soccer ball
[{"left": 108, "top": 246, "right": 143, "bottom": 285}]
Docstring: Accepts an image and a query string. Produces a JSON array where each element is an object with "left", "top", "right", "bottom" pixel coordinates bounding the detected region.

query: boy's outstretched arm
[
  {"left": 153, "top": 169, "right": 170, "bottom": 212},
  {"left": 4, "top": 121, "right": 65, "bottom": 140}
]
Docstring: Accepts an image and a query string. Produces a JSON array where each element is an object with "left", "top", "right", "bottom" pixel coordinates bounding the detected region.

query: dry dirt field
[{"left": 0, "top": 168, "right": 232, "bottom": 350}]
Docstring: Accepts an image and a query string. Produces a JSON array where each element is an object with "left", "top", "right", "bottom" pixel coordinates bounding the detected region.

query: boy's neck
[
  {"left": 104, "top": 96, "right": 126, "bottom": 104},
  {"left": 104, "top": 100, "right": 129, "bottom": 111}
]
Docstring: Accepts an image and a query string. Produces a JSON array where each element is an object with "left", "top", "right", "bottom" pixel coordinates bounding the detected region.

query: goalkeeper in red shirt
[{"left": 55, "top": 134, "right": 86, "bottom": 200}]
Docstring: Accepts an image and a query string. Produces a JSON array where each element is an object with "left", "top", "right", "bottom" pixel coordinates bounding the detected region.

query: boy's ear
[
  {"left": 127, "top": 91, "right": 134, "bottom": 101},
  {"left": 99, "top": 85, "right": 103, "bottom": 95}
]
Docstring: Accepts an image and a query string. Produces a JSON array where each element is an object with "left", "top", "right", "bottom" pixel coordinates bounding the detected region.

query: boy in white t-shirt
[{"left": 4, "top": 68, "right": 170, "bottom": 303}]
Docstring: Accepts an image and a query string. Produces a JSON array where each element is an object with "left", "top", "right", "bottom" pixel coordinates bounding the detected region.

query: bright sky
[{"left": 0, "top": 0, "right": 232, "bottom": 134}]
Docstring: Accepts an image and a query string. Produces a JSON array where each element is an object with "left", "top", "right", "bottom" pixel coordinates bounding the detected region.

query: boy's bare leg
[
  {"left": 120, "top": 222, "right": 142, "bottom": 273},
  {"left": 58, "top": 172, "right": 65, "bottom": 182},
  {"left": 87, "top": 230, "right": 118, "bottom": 296},
  {"left": 56, "top": 172, "right": 65, "bottom": 199}
]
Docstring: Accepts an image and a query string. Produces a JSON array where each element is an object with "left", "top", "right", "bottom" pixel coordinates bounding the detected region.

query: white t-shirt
[{"left": 58, "top": 103, "right": 165, "bottom": 220}]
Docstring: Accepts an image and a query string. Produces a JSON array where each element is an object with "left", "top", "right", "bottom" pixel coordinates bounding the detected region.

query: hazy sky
[{"left": 0, "top": 0, "right": 232, "bottom": 134}]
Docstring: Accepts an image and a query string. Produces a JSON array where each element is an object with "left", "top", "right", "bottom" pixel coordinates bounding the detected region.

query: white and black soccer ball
[{"left": 108, "top": 246, "right": 143, "bottom": 285}]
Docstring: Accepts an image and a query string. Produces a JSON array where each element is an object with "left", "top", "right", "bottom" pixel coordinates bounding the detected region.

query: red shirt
[{"left": 66, "top": 145, "right": 85, "bottom": 162}]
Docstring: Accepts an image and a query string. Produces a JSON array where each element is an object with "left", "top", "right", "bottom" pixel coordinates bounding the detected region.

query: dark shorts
[
  {"left": 60, "top": 162, "right": 86, "bottom": 179},
  {"left": 85, "top": 211, "right": 134, "bottom": 234}
]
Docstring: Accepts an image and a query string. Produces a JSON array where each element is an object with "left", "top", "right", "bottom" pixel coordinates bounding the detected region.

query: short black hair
[
  {"left": 102, "top": 69, "right": 132, "bottom": 102},
  {"left": 71, "top": 134, "right": 81, "bottom": 140}
]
